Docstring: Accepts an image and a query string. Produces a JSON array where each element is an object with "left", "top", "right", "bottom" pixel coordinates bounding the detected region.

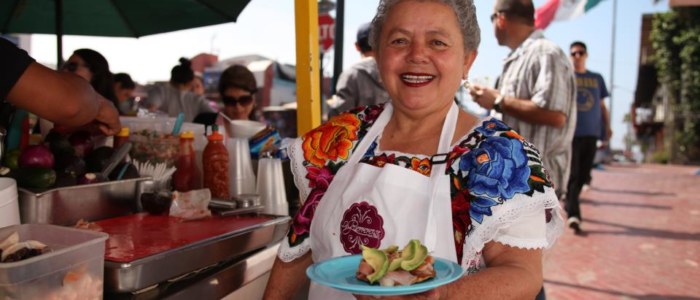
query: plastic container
[
  {"left": 119, "top": 116, "right": 206, "bottom": 168},
  {"left": 0, "top": 178, "right": 20, "bottom": 228},
  {"left": 0, "top": 224, "right": 108, "bottom": 300}
]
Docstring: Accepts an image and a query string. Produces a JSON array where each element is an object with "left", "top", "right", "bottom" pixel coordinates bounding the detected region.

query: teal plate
[{"left": 306, "top": 255, "right": 464, "bottom": 296}]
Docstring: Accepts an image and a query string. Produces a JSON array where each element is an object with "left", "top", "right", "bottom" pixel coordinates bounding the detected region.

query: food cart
[{"left": 2, "top": 1, "right": 326, "bottom": 298}]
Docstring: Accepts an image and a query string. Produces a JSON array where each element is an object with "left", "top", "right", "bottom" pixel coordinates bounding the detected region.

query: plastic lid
[
  {"left": 117, "top": 127, "right": 129, "bottom": 137},
  {"left": 180, "top": 130, "right": 194, "bottom": 139}
]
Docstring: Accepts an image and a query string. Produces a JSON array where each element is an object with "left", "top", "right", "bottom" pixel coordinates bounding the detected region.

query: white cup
[
  {"left": 257, "top": 158, "right": 288, "bottom": 216},
  {"left": 0, "top": 178, "right": 20, "bottom": 228}
]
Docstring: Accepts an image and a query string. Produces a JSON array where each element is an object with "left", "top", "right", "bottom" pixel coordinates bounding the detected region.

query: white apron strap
[{"left": 424, "top": 102, "right": 459, "bottom": 252}]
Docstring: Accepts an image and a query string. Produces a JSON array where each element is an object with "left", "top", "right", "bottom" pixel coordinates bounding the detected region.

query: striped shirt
[{"left": 497, "top": 30, "right": 577, "bottom": 196}]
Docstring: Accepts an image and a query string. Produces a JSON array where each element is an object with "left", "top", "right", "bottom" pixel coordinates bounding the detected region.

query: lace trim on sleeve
[
  {"left": 461, "top": 186, "right": 564, "bottom": 267},
  {"left": 278, "top": 236, "right": 311, "bottom": 262},
  {"left": 288, "top": 137, "right": 311, "bottom": 204}
]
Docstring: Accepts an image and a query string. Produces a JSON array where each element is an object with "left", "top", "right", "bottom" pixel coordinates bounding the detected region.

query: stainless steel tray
[
  {"left": 103, "top": 215, "right": 290, "bottom": 293},
  {"left": 18, "top": 177, "right": 152, "bottom": 225}
]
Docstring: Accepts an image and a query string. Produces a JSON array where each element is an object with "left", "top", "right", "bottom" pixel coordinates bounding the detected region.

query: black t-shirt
[{"left": 0, "top": 37, "right": 35, "bottom": 102}]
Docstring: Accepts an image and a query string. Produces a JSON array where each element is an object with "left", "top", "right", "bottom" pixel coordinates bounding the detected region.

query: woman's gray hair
[{"left": 369, "top": 0, "right": 480, "bottom": 53}]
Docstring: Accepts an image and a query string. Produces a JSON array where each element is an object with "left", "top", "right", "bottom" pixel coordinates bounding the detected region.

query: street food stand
[{"left": 2, "top": 1, "right": 326, "bottom": 298}]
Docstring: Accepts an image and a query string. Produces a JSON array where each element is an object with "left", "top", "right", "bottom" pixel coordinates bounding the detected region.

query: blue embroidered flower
[
  {"left": 363, "top": 139, "right": 378, "bottom": 158},
  {"left": 460, "top": 136, "right": 531, "bottom": 199},
  {"left": 470, "top": 197, "right": 499, "bottom": 223},
  {"left": 476, "top": 119, "right": 511, "bottom": 136}
]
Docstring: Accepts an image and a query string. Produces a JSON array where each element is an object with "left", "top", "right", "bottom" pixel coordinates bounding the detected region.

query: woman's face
[
  {"left": 191, "top": 77, "right": 205, "bottom": 95},
  {"left": 376, "top": 0, "right": 476, "bottom": 114},
  {"left": 222, "top": 86, "right": 255, "bottom": 120},
  {"left": 62, "top": 55, "right": 92, "bottom": 82}
]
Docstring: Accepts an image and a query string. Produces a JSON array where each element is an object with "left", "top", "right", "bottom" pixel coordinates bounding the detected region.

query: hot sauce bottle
[
  {"left": 202, "top": 125, "right": 229, "bottom": 199},
  {"left": 172, "top": 131, "right": 201, "bottom": 192},
  {"left": 113, "top": 127, "right": 130, "bottom": 149}
]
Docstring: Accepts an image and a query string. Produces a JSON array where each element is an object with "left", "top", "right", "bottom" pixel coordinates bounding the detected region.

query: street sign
[{"left": 318, "top": 14, "right": 335, "bottom": 52}]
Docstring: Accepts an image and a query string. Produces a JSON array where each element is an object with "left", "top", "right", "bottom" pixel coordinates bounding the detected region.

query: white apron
[{"left": 308, "top": 102, "right": 460, "bottom": 299}]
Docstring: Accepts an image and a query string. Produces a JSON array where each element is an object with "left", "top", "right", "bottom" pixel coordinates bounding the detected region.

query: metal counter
[
  {"left": 18, "top": 177, "right": 151, "bottom": 225},
  {"left": 101, "top": 214, "right": 290, "bottom": 294}
]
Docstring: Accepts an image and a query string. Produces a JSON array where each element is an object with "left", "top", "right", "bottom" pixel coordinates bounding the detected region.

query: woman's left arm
[{"left": 439, "top": 242, "right": 543, "bottom": 300}]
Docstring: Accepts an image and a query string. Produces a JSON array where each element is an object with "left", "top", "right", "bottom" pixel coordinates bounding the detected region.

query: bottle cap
[
  {"left": 207, "top": 126, "right": 224, "bottom": 141},
  {"left": 117, "top": 127, "right": 129, "bottom": 137},
  {"left": 180, "top": 131, "right": 194, "bottom": 139}
]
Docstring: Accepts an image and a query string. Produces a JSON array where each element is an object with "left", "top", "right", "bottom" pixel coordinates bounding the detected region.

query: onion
[
  {"left": 69, "top": 131, "right": 94, "bottom": 158},
  {"left": 18, "top": 145, "right": 55, "bottom": 169}
]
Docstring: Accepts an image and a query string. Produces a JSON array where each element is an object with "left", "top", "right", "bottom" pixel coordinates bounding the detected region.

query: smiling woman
[{"left": 263, "top": 1, "right": 564, "bottom": 299}]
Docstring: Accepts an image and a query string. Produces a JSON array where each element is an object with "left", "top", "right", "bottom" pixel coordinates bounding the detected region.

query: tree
[{"left": 650, "top": 7, "right": 700, "bottom": 164}]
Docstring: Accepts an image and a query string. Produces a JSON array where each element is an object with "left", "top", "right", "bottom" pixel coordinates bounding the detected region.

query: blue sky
[{"left": 28, "top": 0, "right": 668, "bottom": 148}]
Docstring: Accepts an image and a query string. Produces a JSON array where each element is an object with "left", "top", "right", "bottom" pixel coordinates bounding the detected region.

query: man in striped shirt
[{"left": 469, "top": 0, "right": 576, "bottom": 201}]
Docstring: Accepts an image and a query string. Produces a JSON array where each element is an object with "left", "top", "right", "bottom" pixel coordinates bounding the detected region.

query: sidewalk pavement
[{"left": 544, "top": 163, "right": 700, "bottom": 300}]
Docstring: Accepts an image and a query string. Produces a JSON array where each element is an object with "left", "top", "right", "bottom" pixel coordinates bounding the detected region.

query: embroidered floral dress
[{"left": 280, "top": 104, "right": 563, "bottom": 272}]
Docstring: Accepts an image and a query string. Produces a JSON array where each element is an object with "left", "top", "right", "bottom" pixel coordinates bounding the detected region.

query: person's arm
[
  {"left": 6, "top": 62, "right": 121, "bottom": 135},
  {"left": 196, "top": 94, "right": 216, "bottom": 114},
  {"left": 601, "top": 98, "right": 612, "bottom": 141},
  {"left": 263, "top": 252, "right": 313, "bottom": 299},
  {"left": 470, "top": 85, "right": 566, "bottom": 128},
  {"left": 441, "top": 242, "right": 543, "bottom": 299}
]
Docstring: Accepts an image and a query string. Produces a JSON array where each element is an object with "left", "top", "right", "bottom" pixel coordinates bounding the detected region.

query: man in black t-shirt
[{"left": 0, "top": 38, "right": 120, "bottom": 135}]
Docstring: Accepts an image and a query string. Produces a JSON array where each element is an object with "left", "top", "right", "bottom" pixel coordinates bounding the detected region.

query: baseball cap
[{"left": 356, "top": 22, "right": 372, "bottom": 53}]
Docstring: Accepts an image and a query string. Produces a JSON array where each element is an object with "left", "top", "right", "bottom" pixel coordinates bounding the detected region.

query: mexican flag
[{"left": 535, "top": 0, "right": 604, "bottom": 30}]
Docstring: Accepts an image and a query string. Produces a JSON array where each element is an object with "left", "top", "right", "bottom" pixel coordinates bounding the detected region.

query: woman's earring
[{"left": 462, "top": 80, "right": 470, "bottom": 90}]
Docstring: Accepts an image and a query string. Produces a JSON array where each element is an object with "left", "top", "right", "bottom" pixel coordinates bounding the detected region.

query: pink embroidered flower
[
  {"left": 291, "top": 188, "right": 325, "bottom": 239},
  {"left": 306, "top": 166, "right": 334, "bottom": 190}
]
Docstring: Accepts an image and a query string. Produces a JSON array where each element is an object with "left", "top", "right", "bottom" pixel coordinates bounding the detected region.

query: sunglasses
[
  {"left": 490, "top": 12, "right": 500, "bottom": 22},
  {"left": 570, "top": 51, "right": 586, "bottom": 57},
  {"left": 222, "top": 95, "right": 254, "bottom": 106}
]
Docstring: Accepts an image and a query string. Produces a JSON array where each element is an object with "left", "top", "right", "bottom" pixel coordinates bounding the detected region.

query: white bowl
[{"left": 227, "top": 120, "right": 266, "bottom": 138}]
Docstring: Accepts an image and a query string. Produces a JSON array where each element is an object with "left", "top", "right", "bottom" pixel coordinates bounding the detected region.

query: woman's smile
[{"left": 400, "top": 72, "right": 435, "bottom": 87}]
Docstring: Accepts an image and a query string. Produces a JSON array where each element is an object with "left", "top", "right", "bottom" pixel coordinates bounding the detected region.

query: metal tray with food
[
  {"left": 18, "top": 177, "right": 152, "bottom": 225},
  {"left": 96, "top": 213, "right": 290, "bottom": 293}
]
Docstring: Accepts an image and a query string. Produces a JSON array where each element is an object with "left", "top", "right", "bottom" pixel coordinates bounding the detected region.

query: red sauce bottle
[
  {"left": 172, "top": 131, "right": 201, "bottom": 192},
  {"left": 113, "top": 127, "right": 130, "bottom": 149},
  {"left": 202, "top": 125, "right": 229, "bottom": 199}
]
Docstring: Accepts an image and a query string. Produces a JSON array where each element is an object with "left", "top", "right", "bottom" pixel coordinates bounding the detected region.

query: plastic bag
[{"left": 169, "top": 188, "right": 211, "bottom": 220}]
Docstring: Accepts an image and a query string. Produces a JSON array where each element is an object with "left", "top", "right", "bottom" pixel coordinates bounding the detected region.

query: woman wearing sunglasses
[
  {"left": 62, "top": 49, "right": 118, "bottom": 108},
  {"left": 217, "top": 65, "right": 280, "bottom": 158},
  {"left": 42, "top": 49, "right": 119, "bottom": 139},
  {"left": 218, "top": 65, "right": 258, "bottom": 121}
]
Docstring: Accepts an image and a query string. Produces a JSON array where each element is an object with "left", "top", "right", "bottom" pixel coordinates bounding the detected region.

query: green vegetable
[
  {"left": 15, "top": 167, "right": 57, "bottom": 189},
  {"left": 400, "top": 239, "right": 428, "bottom": 271},
  {"left": 361, "top": 245, "right": 389, "bottom": 284},
  {"left": 2, "top": 149, "right": 21, "bottom": 170}
]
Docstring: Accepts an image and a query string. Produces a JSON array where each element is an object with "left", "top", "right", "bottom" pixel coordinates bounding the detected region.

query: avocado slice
[
  {"left": 400, "top": 239, "right": 429, "bottom": 271},
  {"left": 361, "top": 245, "right": 389, "bottom": 284}
]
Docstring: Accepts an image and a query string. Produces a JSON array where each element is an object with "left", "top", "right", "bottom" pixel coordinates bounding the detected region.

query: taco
[{"left": 356, "top": 239, "right": 437, "bottom": 286}]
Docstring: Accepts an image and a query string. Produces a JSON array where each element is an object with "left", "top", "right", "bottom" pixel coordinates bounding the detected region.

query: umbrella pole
[{"left": 55, "top": 0, "right": 63, "bottom": 68}]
